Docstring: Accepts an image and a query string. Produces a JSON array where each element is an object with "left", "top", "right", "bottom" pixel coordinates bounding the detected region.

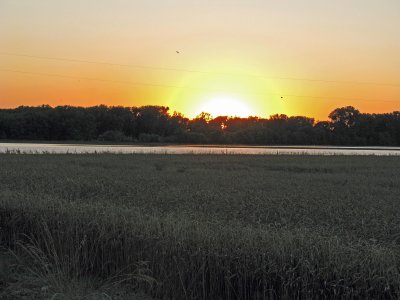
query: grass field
[{"left": 1, "top": 154, "right": 400, "bottom": 299}]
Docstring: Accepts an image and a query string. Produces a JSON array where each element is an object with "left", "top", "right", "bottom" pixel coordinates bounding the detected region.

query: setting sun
[
  {"left": 195, "top": 95, "right": 255, "bottom": 118},
  {"left": 1, "top": 1, "right": 400, "bottom": 120},
  {"left": 1, "top": 1, "right": 400, "bottom": 298}
]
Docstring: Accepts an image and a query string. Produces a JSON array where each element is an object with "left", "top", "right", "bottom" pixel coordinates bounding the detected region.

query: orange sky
[{"left": 1, "top": 0, "right": 399, "bottom": 120}]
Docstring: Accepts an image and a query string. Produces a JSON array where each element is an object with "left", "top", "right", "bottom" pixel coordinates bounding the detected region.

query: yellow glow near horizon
[
  {"left": 195, "top": 95, "right": 255, "bottom": 118},
  {"left": 1, "top": 1, "right": 400, "bottom": 120},
  {"left": 166, "top": 66, "right": 281, "bottom": 119}
]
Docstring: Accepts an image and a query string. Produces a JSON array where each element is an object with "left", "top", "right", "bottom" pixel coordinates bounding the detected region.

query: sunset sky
[{"left": 1, "top": 0, "right": 399, "bottom": 120}]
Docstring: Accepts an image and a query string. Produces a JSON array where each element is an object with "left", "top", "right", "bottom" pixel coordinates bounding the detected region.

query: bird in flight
[{"left": 176, "top": 51, "right": 180, "bottom": 54}]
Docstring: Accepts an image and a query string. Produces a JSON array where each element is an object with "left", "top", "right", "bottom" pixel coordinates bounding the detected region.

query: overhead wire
[
  {"left": 0, "top": 68, "right": 398, "bottom": 104},
  {"left": 1, "top": 52, "right": 400, "bottom": 88}
]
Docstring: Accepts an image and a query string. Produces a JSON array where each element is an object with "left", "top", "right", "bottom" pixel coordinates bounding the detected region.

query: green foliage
[{"left": 1, "top": 154, "right": 400, "bottom": 298}]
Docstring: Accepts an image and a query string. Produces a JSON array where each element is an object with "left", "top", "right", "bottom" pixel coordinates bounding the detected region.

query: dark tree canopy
[
  {"left": 329, "top": 106, "right": 360, "bottom": 129},
  {"left": 0, "top": 105, "right": 399, "bottom": 146}
]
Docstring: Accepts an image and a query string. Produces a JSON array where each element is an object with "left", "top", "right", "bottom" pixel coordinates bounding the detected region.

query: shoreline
[{"left": 0, "top": 141, "right": 399, "bottom": 151}]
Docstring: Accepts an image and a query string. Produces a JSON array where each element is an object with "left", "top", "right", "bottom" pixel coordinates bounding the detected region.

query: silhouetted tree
[{"left": 0, "top": 104, "right": 399, "bottom": 146}]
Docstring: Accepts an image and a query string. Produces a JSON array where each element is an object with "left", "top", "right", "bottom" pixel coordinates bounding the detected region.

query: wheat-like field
[{"left": 1, "top": 154, "right": 400, "bottom": 299}]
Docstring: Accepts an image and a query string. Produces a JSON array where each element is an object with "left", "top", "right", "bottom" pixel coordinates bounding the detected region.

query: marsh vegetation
[{"left": 1, "top": 154, "right": 400, "bottom": 299}]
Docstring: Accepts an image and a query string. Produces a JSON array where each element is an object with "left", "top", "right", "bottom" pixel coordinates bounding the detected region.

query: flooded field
[{"left": 1, "top": 142, "right": 400, "bottom": 155}]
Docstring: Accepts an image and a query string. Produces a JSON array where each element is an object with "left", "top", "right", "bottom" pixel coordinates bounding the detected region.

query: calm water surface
[{"left": 1, "top": 143, "right": 400, "bottom": 155}]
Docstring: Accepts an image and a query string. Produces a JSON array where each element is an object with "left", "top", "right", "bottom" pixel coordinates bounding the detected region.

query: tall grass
[{"left": 1, "top": 154, "right": 400, "bottom": 299}]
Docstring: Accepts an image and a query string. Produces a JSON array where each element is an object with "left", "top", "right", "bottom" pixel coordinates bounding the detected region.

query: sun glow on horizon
[
  {"left": 195, "top": 95, "right": 256, "bottom": 118},
  {"left": 1, "top": 2, "right": 400, "bottom": 119}
]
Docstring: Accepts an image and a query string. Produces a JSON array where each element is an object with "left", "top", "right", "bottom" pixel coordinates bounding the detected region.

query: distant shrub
[
  {"left": 161, "top": 135, "right": 179, "bottom": 143},
  {"left": 180, "top": 132, "right": 208, "bottom": 144},
  {"left": 138, "top": 133, "right": 160, "bottom": 143},
  {"left": 98, "top": 130, "right": 130, "bottom": 142}
]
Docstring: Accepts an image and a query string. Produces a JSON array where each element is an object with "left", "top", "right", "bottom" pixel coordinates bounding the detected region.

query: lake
[{"left": 1, "top": 143, "right": 400, "bottom": 155}]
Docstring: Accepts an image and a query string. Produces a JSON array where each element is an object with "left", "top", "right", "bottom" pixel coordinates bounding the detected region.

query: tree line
[{"left": 0, "top": 104, "right": 399, "bottom": 145}]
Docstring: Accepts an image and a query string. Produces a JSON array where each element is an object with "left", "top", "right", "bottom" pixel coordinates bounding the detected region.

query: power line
[
  {"left": 0, "top": 68, "right": 182, "bottom": 89},
  {"left": 0, "top": 52, "right": 196, "bottom": 73},
  {"left": 0, "top": 68, "right": 398, "bottom": 104},
  {"left": 1, "top": 52, "right": 400, "bottom": 88}
]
